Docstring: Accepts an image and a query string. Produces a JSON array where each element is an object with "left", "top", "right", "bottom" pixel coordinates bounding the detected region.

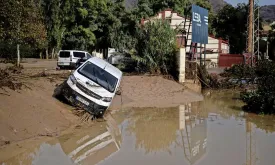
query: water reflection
[
  {"left": 126, "top": 107, "right": 179, "bottom": 153},
  {"left": 114, "top": 103, "right": 208, "bottom": 165},
  {"left": 58, "top": 115, "right": 122, "bottom": 165},
  {"left": 178, "top": 104, "right": 207, "bottom": 165},
  {"left": 1, "top": 114, "right": 121, "bottom": 165},
  {"left": 203, "top": 90, "right": 275, "bottom": 133}
]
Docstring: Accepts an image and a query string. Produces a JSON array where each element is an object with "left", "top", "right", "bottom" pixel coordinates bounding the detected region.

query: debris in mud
[
  {"left": 6, "top": 65, "right": 24, "bottom": 74},
  {"left": 31, "top": 70, "right": 47, "bottom": 77},
  {"left": 0, "top": 66, "right": 26, "bottom": 91},
  {"left": 0, "top": 65, "right": 71, "bottom": 92},
  {"left": 72, "top": 108, "right": 87, "bottom": 117},
  {"left": 72, "top": 108, "right": 96, "bottom": 122},
  {"left": 38, "top": 132, "right": 59, "bottom": 137},
  {"left": 31, "top": 70, "right": 70, "bottom": 79}
]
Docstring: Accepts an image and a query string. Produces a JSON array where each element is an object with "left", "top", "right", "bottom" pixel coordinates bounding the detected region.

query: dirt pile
[
  {"left": 110, "top": 76, "right": 203, "bottom": 110},
  {"left": 0, "top": 66, "right": 25, "bottom": 91},
  {"left": 0, "top": 76, "right": 78, "bottom": 147}
]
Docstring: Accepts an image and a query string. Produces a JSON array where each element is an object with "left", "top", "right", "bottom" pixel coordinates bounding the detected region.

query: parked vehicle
[
  {"left": 107, "top": 52, "right": 134, "bottom": 65},
  {"left": 107, "top": 53, "right": 125, "bottom": 66},
  {"left": 57, "top": 50, "right": 93, "bottom": 69},
  {"left": 107, "top": 53, "right": 136, "bottom": 72},
  {"left": 56, "top": 57, "right": 123, "bottom": 117}
]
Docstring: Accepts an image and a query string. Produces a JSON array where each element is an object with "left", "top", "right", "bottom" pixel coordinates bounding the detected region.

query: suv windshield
[
  {"left": 59, "top": 51, "right": 70, "bottom": 58},
  {"left": 73, "top": 52, "right": 86, "bottom": 58},
  {"left": 78, "top": 62, "right": 118, "bottom": 93}
]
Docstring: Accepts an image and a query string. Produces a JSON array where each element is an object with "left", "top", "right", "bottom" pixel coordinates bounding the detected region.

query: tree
[
  {"left": 60, "top": 0, "right": 110, "bottom": 51},
  {"left": 212, "top": 4, "right": 248, "bottom": 54},
  {"left": 0, "top": 0, "right": 47, "bottom": 64},
  {"left": 134, "top": 0, "right": 153, "bottom": 19},
  {"left": 94, "top": 0, "right": 126, "bottom": 50},
  {"left": 212, "top": 3, "right": 263, "bottom": 54},
  {"left": 241, "top": 60, "right": 275, "bottom": 114},
  {"left": 41, "top": 0, "right": 65, "bottom": 59},
  {"left": 148, "top": 0, "right": 212, "bottom": 16},
  {"left": 268, "top": 24, "right": 275, "bottom": 60},
  {"left": 133, "top": 21, "right": 177, "bottom": 74}
]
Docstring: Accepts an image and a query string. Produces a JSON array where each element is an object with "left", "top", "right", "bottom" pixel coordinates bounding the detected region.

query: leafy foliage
[
  {"left": 268, "top": 24, "right": 275, "bottom": 60},
  {"left": 212, "top": 4, "right": 248, "bottom": 54},
  {"left": 241, "top": 60, "right": 275, "bottom": 114},
  {"left": 0, "top": 0, "right": 47, "bottom": 47},
  {"left": 41, "top": 0, "right": 65, "bottom": 51},
  {"left": 132, "top": 21, "right": 177, "bottom": 74},
  {"left": 221, "top": 64, "right": 256, "bottom": 81},
  {"left": 61, "top": 0, "right": 108, "bottom": 50},
  {"left": 0, "top": 0, "right": 47, "bottom": 58}
]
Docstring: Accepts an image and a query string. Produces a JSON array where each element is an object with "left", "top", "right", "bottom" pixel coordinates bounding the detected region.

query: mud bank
[
  {"left": 0, "top": 77, "right": 79, "bottom": 146},
  {"left": 110, "top": 76, "right": 203, "bottom": 110}
]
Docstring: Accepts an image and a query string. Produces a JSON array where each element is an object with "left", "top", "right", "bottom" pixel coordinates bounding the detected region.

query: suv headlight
[
  {"left": 101, "top": 97, "right": 112, "bottom": 102},
  {"left": 69, "top": 75, "right": 77, "bottom": 84}
]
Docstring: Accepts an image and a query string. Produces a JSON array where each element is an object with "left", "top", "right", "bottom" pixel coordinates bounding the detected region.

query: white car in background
[
  {"left": 58, "top": 57, "right": 122, "bottom": 117},
  {"left": 57, "top": 50, "right": 93, "bottom": 69}
]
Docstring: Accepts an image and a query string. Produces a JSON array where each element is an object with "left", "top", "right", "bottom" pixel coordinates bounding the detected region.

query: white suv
[
  {"left": 57, "top": 50, "right": 93, "bottom": 69},
  {"left": 59, "top": 57, "right": 122, "bottom": 117}
]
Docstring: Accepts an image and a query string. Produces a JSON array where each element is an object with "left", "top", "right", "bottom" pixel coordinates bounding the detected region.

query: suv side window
[
  {"left": 73, "top": 52, "right": 85, "bottom": 58},
  {"left": 87, "top": 53, "right": 92, "bottom": 59}
]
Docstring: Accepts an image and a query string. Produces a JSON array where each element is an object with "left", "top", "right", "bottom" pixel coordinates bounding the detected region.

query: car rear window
[
  {"left": 59, "top": 51, "right": 70, "bottom": 58},
  {"left": 73, "top": 52, "right": 85, "bottom": 58}
]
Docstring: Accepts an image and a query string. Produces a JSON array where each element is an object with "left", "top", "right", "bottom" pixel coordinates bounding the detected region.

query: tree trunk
[
  {"left": 17, "top": 44, "right": 20, "bottom": 67},
  {"left": 39, "top": 51, "right": 42, "bottom": 59},
  {"left": 46, "top": 48, "right": 49, "bottom": 60},
  {"left": 52, "top": 48, "right": 55, "bottom": 59}
]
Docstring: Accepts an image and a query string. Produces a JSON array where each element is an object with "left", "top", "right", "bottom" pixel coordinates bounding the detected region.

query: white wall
[{"left": 177, "top": 48, "right": 186, "bottom": 83}]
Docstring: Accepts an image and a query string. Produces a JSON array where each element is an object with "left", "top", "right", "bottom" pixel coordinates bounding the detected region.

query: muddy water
[{"left": 2, "top": 90, "right": 275, "bottom": 165}]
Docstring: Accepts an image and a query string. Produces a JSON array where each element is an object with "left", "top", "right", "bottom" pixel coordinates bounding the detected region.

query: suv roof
[
  {"left": 87, "top": 57, "right": 122, "bottom": 79},
  {"left": 59, "top": 50, "right": 88, "bottom": 53}
]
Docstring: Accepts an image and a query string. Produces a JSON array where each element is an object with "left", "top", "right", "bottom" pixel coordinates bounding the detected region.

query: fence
[{"left": 218, "top": 54, "right": 244, "bottom": 67}]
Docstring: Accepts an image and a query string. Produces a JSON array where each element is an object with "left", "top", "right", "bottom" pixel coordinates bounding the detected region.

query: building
[{"left": 141, "top": 9, "right": 230, "bottom": 68}]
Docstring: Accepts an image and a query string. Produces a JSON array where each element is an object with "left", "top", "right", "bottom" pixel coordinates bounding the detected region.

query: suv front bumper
[{"left": 62, "top": 82, "right": 108, "bottom": 117}]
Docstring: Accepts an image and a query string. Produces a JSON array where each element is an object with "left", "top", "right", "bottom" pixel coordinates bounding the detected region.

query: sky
[{"left": 224, "top": 0, "right": 274, "bottom": 6}]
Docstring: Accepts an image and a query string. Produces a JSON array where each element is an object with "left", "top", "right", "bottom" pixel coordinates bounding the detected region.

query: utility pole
[
  {"left": 246, "top": 0, "right": 260, "bottom": 65},
  {"left": 254, "top": 0, "right": 260, "bottom": 60},
  {"left": 247, "top": 0, "right": 254, "bottom": 55},
  {"left": 200, "top": 43, "right": 202, "bottom": 66},
  {"left": 266, "top": 40, "right": 269, "bottom": 59}
]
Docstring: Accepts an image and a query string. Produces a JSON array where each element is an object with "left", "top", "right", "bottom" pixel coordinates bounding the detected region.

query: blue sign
[{"left": 192, "top": 5, "right": 209, "bottom": 44}]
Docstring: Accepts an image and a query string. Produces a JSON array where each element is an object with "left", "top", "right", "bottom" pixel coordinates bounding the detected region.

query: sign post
[
  {"left": 192, "top": 5, "right": 209, "bottom": 67},
  {"left": 192, "top": 5, "right": 209, "bottom": 44}
]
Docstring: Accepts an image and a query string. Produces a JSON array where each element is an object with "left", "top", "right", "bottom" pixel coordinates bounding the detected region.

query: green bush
[
  {"left": 241, "top": 60, "right": 275, "bottom": 114},
  {"left": 132, "top": 21, "right": 178, "bottom": 76},
  {"left": 221, "top": 64, "right": 256, "bottom": 81}
]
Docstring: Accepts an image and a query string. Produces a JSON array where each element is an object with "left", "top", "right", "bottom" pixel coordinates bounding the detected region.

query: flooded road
[{"left": 2, "top": 90, "right": 275, "bottom": 165}]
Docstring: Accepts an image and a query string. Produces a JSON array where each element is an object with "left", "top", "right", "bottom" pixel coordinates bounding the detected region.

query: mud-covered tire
[{"left": 53, "top": 81, "right": 66, "bottom": 98}]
